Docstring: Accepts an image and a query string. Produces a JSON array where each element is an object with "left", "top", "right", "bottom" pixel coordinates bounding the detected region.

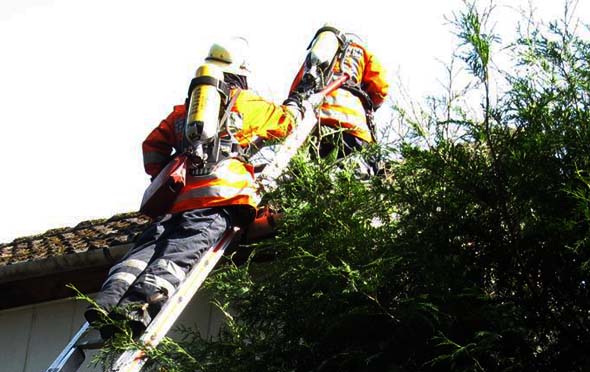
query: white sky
[{"left": 0, "top": 0, "right": 588, "bottom": 243}]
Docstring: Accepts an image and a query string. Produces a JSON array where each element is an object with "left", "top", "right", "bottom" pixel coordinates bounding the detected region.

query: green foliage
[
  {"left": 98, "top": 2, "right": 590, "bottom": 371},
  {"left": 451, "top": 1, "right": 499, "bottom": 83}
]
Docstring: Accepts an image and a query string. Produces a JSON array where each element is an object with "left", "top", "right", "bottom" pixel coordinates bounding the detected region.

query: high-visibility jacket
[
  {"left": 290, "top": 42, "right": 389, "bottom": 143},
  {"left": 142, "top": 88, "right": 297, "bottom": 216}
]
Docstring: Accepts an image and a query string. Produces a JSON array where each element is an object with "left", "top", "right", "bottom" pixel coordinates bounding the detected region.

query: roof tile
[{"left": 0, "top": 212, "right": 151, "bottom": 267}]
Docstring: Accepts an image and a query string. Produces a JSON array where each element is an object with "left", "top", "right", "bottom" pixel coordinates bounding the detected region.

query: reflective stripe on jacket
[
  {"left": 170, "top": 158, "right": 258, "bottom": 213},
  {"left": 290, "top": 42, "right": 389, "bottom": 143},
  {"left": 142, "top": 88, "right": 297, "bottom": 215}
]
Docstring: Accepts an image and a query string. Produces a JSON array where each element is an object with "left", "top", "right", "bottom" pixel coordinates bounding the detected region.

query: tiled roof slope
[{"left": 0, "top": 212, "right": 151, "bottom": 267}]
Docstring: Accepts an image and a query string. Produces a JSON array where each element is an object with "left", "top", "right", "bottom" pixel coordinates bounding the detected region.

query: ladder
[
  {"left": 45, "top": 227, "right": 236, "bottom": 372},
  {"left": 46, "top": 76, "right": 347, "bottom": 372}
]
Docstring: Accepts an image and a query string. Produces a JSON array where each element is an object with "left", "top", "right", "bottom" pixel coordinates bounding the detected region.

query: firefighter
[
  {"left": 289, "top": 26, "right": 389, "bottom": 172},
  {"left": 84, "top": 37, "right": 306, "bottom": 339}
]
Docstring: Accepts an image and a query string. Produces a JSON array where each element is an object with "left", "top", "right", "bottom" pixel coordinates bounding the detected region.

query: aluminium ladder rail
[
  {"left": 45, "top": 228, "right": 237, "bottom": 372},
  {"left": 46, "top": 76, "right": 348, "bottom": 372},
  {"left": 110, "top": 227, "right": 239, "bottom": 371},
  {"left": 46, "top": 322, "right": 91, "bottom": 372}
]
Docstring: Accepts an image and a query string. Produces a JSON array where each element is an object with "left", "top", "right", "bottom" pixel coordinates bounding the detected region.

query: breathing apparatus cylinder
[
  {"left": 296, "top": 26, "right": 346, "bottom": 96},
  {"left": 185, "top": 63, "right": 225, "bottom": 149},
  {"left": 307, "top": 29, "right": 340, "bottom": 72}
]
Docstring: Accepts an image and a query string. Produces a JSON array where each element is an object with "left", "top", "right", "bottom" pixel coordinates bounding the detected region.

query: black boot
[
  {"left": 84, "top": 306, "right": 103, "bottom": 325},
  {"left": 126, "top": 305, "right": 152, "bottom": 339},
  {"left": 96, "top": 305, "right": 151, "bottom": 340},
  {"left": 84, "top": 305, "right": 120, "bottom": 341}
]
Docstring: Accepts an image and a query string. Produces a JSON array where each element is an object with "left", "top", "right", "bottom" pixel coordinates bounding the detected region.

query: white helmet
[{"left": 205, "top": 37, "right": 250, "bottom": 76}]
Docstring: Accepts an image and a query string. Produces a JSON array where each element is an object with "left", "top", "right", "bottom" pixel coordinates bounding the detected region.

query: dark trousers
[
  {"left": 87, "top": 207, "right": 233, "bottom": 323},
  {"left": 317, "top": 130, "right": 367, "bottom": 159},
  {"left": 316, "top": 129, "right": 377, "bottom": 177}
]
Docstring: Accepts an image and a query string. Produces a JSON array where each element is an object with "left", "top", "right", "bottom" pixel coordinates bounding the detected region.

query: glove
[
  {"left": 283, "top": 92, "right": 304, "bottom": 112},
  {"left": 283, "top": 92, "right": 305, "bottom": 121},
  {"left": 295, "top": 72, "right": 320, "bottom": 96}
]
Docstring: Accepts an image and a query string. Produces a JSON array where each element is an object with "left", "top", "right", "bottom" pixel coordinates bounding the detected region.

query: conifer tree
[{"left": 95, "top": 2, "right": 590, "bottom": 371}]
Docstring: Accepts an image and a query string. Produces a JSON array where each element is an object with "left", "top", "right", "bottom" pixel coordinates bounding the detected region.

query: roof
[
  {"left": 0, "top": 211, "right": 256, "bottom": 309},
  {"left": 0, "top": 212, "right": 151, "bottom": 267}
]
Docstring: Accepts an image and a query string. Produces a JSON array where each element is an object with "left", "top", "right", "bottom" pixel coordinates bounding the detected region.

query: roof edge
[{"left": 0, "top": 244, "right": 132, "bottom": 284}]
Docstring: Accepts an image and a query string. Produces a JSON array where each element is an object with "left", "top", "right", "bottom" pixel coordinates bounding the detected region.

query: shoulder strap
[
  {"left": 342, "top": 82, "right": 374, "bottom": 112},
  {"left": 210, "top": 88, "right": 242, "bottom": 163},
  {"left": 187, "top": 76, "right": 230, "bottom": 101},
  {"left": 219, "top": 88, "right": 241, "bottom": 127},
  {"left": 307, "top": 26, "right": 348, "bottom": 50},
  {"left": 341, "top": 82, "right": 377, "bottom": 142}
]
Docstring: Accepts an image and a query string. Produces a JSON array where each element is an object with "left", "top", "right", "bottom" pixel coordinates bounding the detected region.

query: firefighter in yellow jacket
[
  {"left": 290, "top": 25, "right": 389, "bottom": 164},
  {"left": 85, "top": 38, "right": 304, "bottom": 339}
]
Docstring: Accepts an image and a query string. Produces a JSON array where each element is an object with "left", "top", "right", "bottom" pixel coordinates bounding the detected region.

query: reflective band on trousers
[
  {"left": 143, "top": 273, "right": 176, "bottom": 296},
  {"left": 152, "top": 258, "right": 186, "bottom": 282},
  {"left": 108, "top": 258, "right": 148, "bottom": 275},
  {"left": 176, "top": 185, "right": 257, "bottom": 203},
  {"left": 103, "top": 272, "right": 137, "bottom": 287}
]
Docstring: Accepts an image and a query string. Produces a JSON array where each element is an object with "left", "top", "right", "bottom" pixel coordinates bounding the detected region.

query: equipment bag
[{"left": 140, "top": 153, "right": 188, "bottom": 218}]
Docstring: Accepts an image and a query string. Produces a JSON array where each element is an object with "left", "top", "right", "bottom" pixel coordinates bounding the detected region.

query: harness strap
[
  {"left": 341, "top": 82, "right": 377, "bottom": 142},
  {"left": 307, "top": 26, "right": 348, "bottom": 50},
  {"left": 219, "top": 88, "right": 240, "bottom": 127},
  {"left": 211, "top": 88, "right": 243, "bottom": 162},
  {"left": 187, "top": 76, "right": 230, "bottom": 101},
  {"left": 342, "top": 82, "right": 374, "bottom": 112}
]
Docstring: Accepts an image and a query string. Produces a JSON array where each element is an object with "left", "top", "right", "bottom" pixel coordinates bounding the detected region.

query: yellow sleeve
[{"left": 232, "top": 89, "right": 297, "bottom": 146}]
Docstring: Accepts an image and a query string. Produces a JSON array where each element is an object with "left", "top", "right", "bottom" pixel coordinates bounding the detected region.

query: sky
[{"left": 0, "top": 0, "right": 588, "bottom": 243}]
